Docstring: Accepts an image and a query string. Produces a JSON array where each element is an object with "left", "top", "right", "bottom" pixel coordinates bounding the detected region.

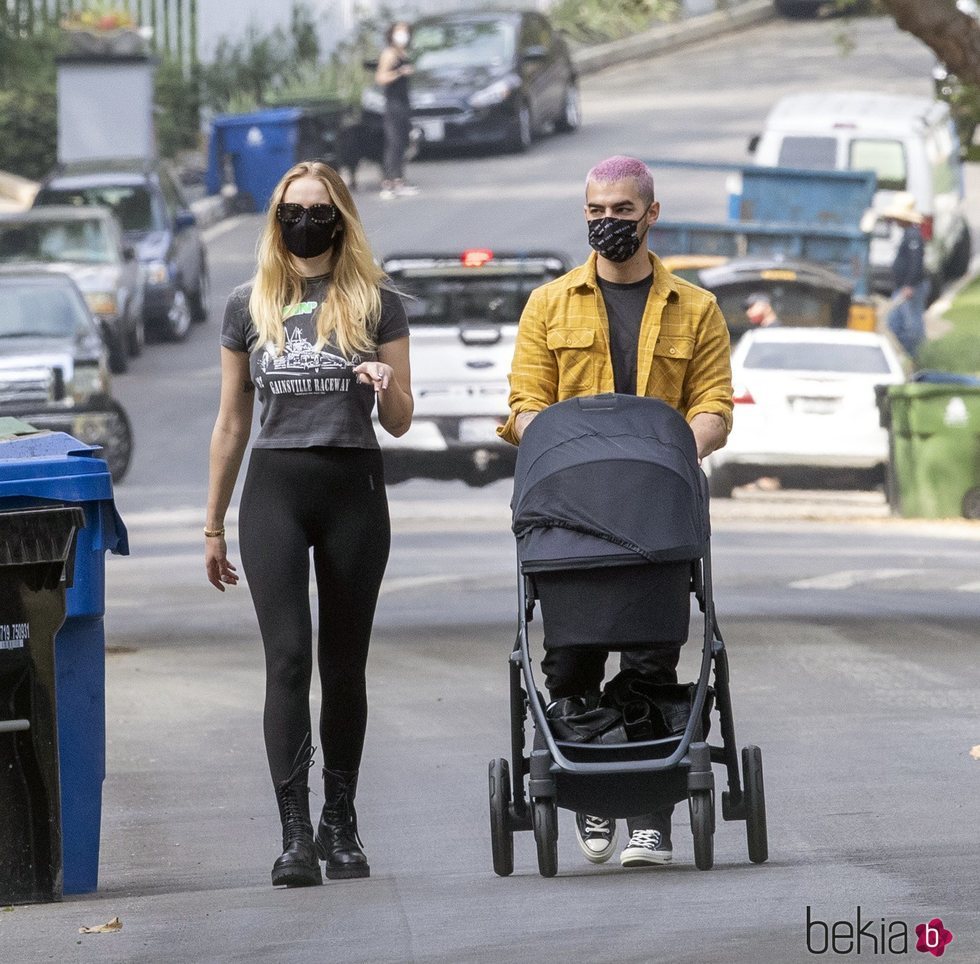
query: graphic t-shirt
[{"left": 220, "top": 276, "right": 409, "bottom": 449}]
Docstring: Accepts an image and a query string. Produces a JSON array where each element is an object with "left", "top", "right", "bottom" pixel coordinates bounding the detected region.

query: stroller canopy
[{"left": 511, "top": 394, "right": 709, "bottom": 571}]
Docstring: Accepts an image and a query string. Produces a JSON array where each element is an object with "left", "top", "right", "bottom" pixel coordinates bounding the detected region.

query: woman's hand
[
  {"left": 354, "top": 360, "right": 394, "bottom": 395},
  {"left": 205, "top": 536, "right": 239, "bottom": 592}
]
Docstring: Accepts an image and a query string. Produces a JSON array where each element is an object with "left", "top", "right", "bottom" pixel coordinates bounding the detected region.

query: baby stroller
[{"left": 488, "top": 394, "right": 767, "bottom": 876}]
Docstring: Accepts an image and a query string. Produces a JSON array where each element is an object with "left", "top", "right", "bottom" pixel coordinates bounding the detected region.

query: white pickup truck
[{"left": 377, "top": 248, "right": 569, "bottom": 485}]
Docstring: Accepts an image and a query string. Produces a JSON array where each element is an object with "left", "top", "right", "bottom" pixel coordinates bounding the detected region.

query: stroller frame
[{"left": 488, "top": 472, "right": 768, "bottom": 878}]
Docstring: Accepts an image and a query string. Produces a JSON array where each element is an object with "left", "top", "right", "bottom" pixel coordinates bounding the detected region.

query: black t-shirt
[
  {"left": 220, "top": 276, "right": 409, "bottom": 449},
  {"left": 597, "top": 273, "right": 653, "bottom": 395}
]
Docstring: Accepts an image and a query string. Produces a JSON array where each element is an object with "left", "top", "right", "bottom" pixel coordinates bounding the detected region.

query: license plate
[
  {"left": 458, "top": 417, "right": 501, "bottom": 443},
  {"left": 417, "top": 119, "right": 444, "bottom": 142},
  {"left": 793, "top": 396, "right": 840, "bottom": 415}
]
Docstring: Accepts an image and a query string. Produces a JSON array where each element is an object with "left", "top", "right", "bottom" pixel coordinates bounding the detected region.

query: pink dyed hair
[{"left": 586, "top": 156, "right": 655, "bottom": 205}]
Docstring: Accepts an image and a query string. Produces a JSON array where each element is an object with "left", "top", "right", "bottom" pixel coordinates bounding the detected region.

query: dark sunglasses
[{"left": 276, "top": 202, "right": 340, "bottom": 227}]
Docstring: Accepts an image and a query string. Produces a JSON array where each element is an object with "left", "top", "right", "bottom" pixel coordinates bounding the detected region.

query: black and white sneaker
[
  {"left": 574, "top": 813, "right": 618, "bottom": 864},
  {"left": 620, "top": 828, "right": 672, "bottom": 867}
]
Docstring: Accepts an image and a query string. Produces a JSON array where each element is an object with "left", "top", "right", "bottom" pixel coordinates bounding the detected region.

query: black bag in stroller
[{"left": 487, "top": 394, "right": 768, "bottom": 876}]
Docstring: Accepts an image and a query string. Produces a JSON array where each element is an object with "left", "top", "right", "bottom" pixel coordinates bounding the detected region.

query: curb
[{"left": 571, "top": 0, "right": 778, "bottom": 76}]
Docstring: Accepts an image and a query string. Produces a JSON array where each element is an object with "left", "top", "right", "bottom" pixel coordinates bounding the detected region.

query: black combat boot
[
  {"left": 315, "top": 768, "right": 370, "bottom": 879},
  {"left": 271, "top": 745, "right": 322, "bottom": 888}
]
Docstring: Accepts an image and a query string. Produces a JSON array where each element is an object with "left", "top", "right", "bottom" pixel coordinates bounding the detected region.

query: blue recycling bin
[
  {"left": 205, "top": 107, "right": 304, "bottom": 213},
  {"left": 0, "top": 431, "right": 128, "bottom": 894}
]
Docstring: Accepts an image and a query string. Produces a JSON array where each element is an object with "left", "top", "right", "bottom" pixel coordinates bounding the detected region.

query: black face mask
[
  {"left": 588, "top": 215, "right": 645, "bottom": 263},
  {"left": 276, "top": 202, "right": 341, "bottom": 259}
]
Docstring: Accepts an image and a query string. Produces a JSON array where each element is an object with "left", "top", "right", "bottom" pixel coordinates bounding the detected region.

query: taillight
[
  {"left": 733, "top": 386, "right": 755, "bottom": 404},
  {"left": 461, "top": 248, "right": 493, "bottom": 267},
  {"left": 919, "top": 215, "right": 934, "bottom": 242}
]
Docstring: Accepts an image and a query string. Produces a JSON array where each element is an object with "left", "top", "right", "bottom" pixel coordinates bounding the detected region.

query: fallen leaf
[
  {"left": 971, "top": 745, "right": 980, "bottom": 761},
  {"left": 79, "top": 916, "right": 122, "bottom": 934}
]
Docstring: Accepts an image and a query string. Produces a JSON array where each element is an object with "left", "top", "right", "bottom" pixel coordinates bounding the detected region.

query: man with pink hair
[{"left": 500, "top": 155, "right": 733, "bottom": 870}]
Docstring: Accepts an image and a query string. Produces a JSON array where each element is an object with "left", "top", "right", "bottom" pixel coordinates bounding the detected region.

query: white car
[
  {"left": 377, "top": 249, "right": 569, "bottom": 485},
  {"left": 704, "top": 327, "right": 906, "bottom": 497}
]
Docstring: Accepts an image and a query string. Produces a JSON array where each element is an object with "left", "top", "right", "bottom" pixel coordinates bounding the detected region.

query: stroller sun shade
[{"left": 511, "top": 394, "right": 709, "bottom": 572}]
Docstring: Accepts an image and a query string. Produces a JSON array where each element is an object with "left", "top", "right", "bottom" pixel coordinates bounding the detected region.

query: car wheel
[
  {"left": 107, "top": 327, "right": 129, "bottom": 374},
  {"left": 508, "top": 99, "right": 533, "bottom": 153},
  {"left": 164, "top": 288, "right": 192, "bottom": 342},
  {"left": 128, "top": 309, "right": 145, "bottom": 357},
  {"left": 190, "top": 263, "right": 211, "bottom": 323},
  {"left": 554, "top": 83, "right": 580, "bottom": 133},
  {"left": 98, "top": 399, "right": 134, "bottom": 484},
  {"left": 707, "top": 463, "right": 736, "bottom": 500}
]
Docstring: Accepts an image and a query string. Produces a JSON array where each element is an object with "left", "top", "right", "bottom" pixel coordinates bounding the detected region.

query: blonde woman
[{"left": 205, "top": 161, "right": 412, "bottom": 887}]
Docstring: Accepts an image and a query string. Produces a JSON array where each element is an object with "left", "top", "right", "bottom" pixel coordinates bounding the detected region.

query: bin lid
[
  {"left": 211, "top": 107, "right": 303, "bottom": 131},
  {"left": 0, "top": 431, "right": 128, "bottom": 555}
]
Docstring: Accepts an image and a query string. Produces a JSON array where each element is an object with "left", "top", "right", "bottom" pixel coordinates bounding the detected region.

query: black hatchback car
[
  {"left": 361, "top": 10, "right": 580, "bottom": 154},
  {"left": 33, "top": 159, "right": 210, "bottom": 342}
]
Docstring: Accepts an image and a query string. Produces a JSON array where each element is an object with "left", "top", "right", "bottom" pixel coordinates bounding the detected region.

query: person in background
[
  {"left": 376, "top": 21, "right": 419, "bottom": 200},
  {"left": 499, "top": 155, "right": 733, "bottom": 871},
  {"left": 204, "top": 160, "right": 413, "bottom": 888},
  {"left": 881, "top": 192, "right": 928, "bottom": 359},
  {"left": 744, "top": 292, "right": 780, "bottom": 328}
]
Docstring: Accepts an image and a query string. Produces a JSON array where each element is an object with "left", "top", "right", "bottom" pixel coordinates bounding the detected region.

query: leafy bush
[
  {"left": 548, "top": 0, "right": 680, "bottom": 45},
  {"left": 922, "top": 278, "right": 980, "bottom": 375}
]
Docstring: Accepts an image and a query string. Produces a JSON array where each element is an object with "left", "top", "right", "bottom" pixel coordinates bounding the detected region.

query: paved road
[{"left": 5, "top": 13, "right": 979, "bottom": 964}]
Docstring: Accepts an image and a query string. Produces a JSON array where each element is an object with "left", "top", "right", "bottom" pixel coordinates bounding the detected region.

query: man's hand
[
  {"left": 690, "top": 412, "right": 728, "bottom": 462},
  {"left": 515, "top": 410, "right": 538, "bottom": 441}
]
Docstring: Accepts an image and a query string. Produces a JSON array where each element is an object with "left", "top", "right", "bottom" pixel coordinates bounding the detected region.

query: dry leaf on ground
[{"left": 79, "top": 916, "right": 122, "bottom": 934}]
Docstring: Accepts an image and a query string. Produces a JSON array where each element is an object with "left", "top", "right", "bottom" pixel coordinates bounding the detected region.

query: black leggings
[{"left": 238, "top": 447, "right": 389, "bottom": 783}]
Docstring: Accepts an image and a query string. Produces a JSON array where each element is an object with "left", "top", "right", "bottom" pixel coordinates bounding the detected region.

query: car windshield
[
  {"left": 0, "top": 219, "right": 113, "bottom": 265},
  {"left": 412, "top": 20, "right": 516, "bottom": 70},
  {"left": 391, "top": 263, "right": 562, "bottom": 326},
  {"left": 743, "top": 342, "right": 892, "bottom": 374},
  {"left": 0, "top": 282, "right": 92, "bottom": 338},
  {"left": 713, "top": 286, "right": 847, "bottom": 328},
  {"left": 35, "top": 185, "right": 160, "bottom": 232}
]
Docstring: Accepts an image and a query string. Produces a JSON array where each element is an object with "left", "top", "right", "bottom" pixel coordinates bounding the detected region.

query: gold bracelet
[{"left": 204, "top": 526, "right": 226, "bottom": 538}]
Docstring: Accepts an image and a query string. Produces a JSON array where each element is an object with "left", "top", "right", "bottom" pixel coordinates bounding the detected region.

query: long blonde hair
[{"left": 249, "top": 161, "right": 386, "bottom": 357}]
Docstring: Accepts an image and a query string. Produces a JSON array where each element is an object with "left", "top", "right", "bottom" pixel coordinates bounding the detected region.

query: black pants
[
  {"left": 543, "top": 643, "right": 681, "bottom": 835},
  {"left": 239, "top": 447, "right": 389, "bottom": 784},
  {"left": 382, "top": 100, "right": 411, "bottom": 182}
]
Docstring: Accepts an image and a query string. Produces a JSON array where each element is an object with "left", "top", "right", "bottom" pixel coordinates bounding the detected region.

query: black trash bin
[{"left": 0, "top": 505, "right": 85, "bottom": 904}]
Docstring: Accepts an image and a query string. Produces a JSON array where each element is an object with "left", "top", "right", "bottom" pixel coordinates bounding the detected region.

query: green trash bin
[{"left": 886, "top": 379, "right": 980, "bottom": 519}]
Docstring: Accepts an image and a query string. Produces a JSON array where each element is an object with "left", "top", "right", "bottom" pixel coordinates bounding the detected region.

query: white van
[{"left": 750, "top": 91, "right": 972, "bottom": 296}]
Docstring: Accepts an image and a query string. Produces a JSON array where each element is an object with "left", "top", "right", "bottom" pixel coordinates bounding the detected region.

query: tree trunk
[{"left": 880, "top": 0, "right": 980, "bottom": 87}]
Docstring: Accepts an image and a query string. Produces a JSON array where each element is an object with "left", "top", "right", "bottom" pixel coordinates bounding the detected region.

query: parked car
[
  {"left": 668, "top": 255, "right": 877, "bottom": 345},
  {"left": 703, "top": 327, "right": 906, "bottom": 497},
  {"left": 749, "top": 90, "right": 973, "bottom": 295},
  {"left": 361, "top": 10, "right": 580, "bottom": 155},
  {"left": 33, "top": 158, "right": 210, "bottom": 341},
  {"left": 378, "top": 248, "right": 569, "bottom": 484},
  {"left": 0, "top": 268, "right": 133, "bottom": 481},
  {"left": 0, "top": 206, "right": 144, "bottom": 374}
]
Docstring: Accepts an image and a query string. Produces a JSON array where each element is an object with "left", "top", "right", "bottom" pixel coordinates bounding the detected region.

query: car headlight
[
  {"left": 146, "top": 259, "right": 170, "bottom": 285},
  {"left": 84, "top": 292, "right": 118, "bottom": 316},
  {"left": 70, "top": 362, "right": 108, "bottom": 403},
  {"left": 361, "top": 87, "right": 385, "bottom": 114},
  {"left": 468, "top": 76, "right": 520, "bottom": 109}
]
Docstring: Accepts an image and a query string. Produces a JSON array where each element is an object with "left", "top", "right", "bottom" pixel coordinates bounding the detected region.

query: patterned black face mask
[
  {"left": 276, "top": 202, "right": 341, "bottom": 259},
  {"left": 587, "top": 215, "right": 644, "bottom": 263}
]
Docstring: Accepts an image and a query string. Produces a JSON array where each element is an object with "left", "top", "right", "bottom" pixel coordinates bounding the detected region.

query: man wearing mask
[{"left": 499, "top": 155, "right": 733, "bottom": 870}]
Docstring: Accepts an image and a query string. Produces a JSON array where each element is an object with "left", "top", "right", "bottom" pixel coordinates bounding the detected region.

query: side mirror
[
  {"left": 747, "top": 134, "right": 760, "bottom": 155},
  {"left": 175, "top": 210, "right": 196, "bottom": 231}
]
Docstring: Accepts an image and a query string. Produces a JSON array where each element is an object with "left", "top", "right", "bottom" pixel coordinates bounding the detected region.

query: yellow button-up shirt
[{"left": 498, "top": 251, "right": 734, "bottom": 445}]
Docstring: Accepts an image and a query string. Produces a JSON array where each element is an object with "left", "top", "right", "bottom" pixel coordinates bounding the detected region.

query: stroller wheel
[
  {"left": 742, "top": 745, "right": 769, "bottom": 864},
  {"left": 689, "top": 790, "right": 714, "bottom": 871},
  {"left": 488, "top": 759, "right": 515, "bottom": 877},
  {"left": 532, "top": 797, "right": 558, "bottom": 878}
]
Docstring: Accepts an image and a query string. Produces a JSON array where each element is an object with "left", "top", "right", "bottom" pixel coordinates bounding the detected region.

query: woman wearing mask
[
  {"left": 376, "top": 21, "right": 419, "bottom": 200},
  {"left": 205, "top": 160, "right": 413, "bottom": 887}
]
